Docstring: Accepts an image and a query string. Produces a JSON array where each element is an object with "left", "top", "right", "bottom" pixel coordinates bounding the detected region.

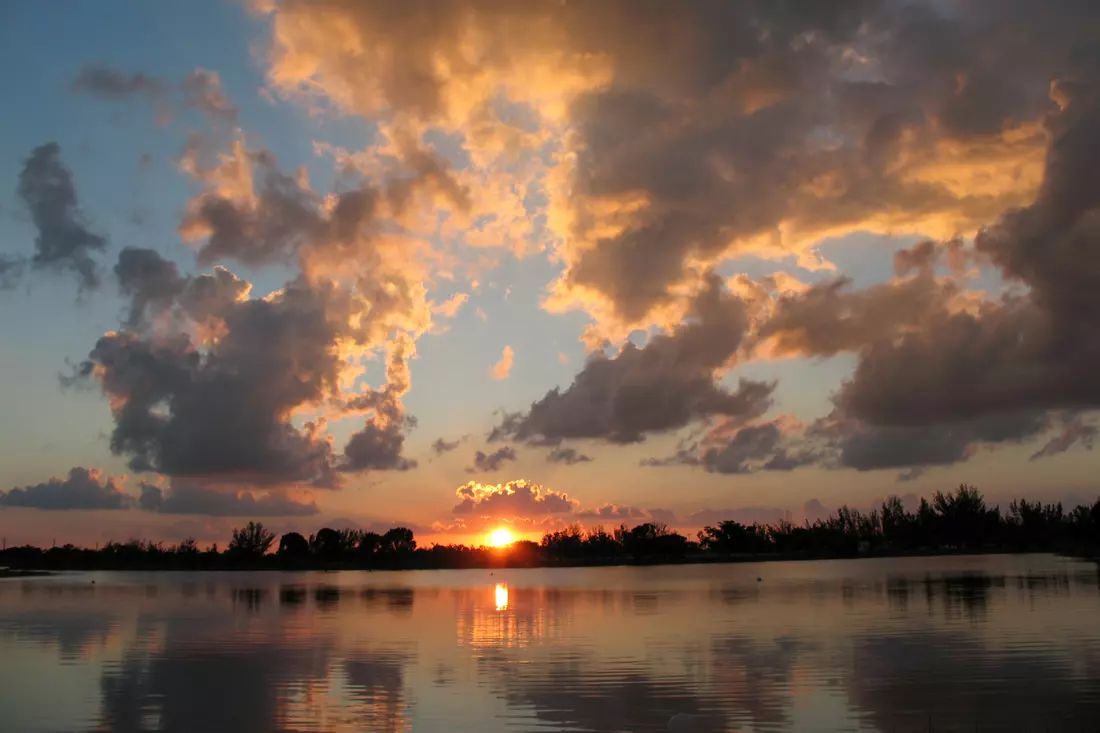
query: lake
[{"left": 0, "top": 554, "right": 1097, "bottom": 732}]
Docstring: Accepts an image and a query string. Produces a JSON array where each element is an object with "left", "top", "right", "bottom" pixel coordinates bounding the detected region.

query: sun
[{"left": 487, "top": 528, "right": 515, "bottom": 548}]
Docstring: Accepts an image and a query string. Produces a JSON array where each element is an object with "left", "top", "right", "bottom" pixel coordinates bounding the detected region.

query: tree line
[{"left": 2, "top": 486, "right": 1098, "bottom": 572}]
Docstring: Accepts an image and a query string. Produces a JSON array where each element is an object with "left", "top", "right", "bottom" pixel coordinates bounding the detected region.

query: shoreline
[
  {"left": 2, "top": 548, "right": 1096, "bottom": 575},
  {"left": 0, "top": 568, "right": 55, "bottom": 578}
]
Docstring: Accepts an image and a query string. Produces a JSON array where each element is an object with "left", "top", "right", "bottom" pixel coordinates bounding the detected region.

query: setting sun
[{"left": 487, "top": 528, "right": 515, "bottom": 547}]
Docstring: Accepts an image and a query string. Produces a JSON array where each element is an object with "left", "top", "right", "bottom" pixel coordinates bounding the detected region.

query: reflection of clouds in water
[
  {"left": 343, "top": 649, "right": 414, "bottom": 733},
  {"left": 479, "top": 649, "right": 727, "bottom": 733},
  {"left": 98, "top": 637, "right": 335, "bottom": 733},
  {"left": 708, "top": 635, "right": 816, "bottom": 730},
  {"left": 845, "top": 632, "right": 1100, "bottom": 732},
  {"left": 0, "top": 608, "right": 115, "bottom": 661},
  {"left": 2, "top": 559, "right": 1099, "bottom": 732}
]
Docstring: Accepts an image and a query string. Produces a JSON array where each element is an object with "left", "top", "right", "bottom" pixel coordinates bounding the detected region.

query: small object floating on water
[{"left": 757, "top": 576, "right": 762, "bottom": 582}]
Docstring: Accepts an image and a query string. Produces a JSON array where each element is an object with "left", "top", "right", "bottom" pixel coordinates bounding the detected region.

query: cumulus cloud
[
  {"left": 255, "top": 0, "right": 1100, "bottom": 338},
  {"left": 492, "top": 274, "right": 773, "bottom": 445},
  {"left": 466, "top": 447, "right": 517, "bottom": 474},
  {"left": 489, "top": 345, "right": 514, "bottom": 380},
  {"left": 452, "top": 479, "right": 577, "bottom": 518},
  {"left": 1, "top": 468, "right": 132, "bottom": 510},
  {"left": 13, "top": 143, "right": 107, "bottom": 291},
  {"left": 546, "top": 447, "right": 593, "bottom": 465},
  {"left": 71, "top": 247, "right": 420, "bottom": 489},
  {"left": 815, "top": 56, "right": 1100, "bottom": 468}
]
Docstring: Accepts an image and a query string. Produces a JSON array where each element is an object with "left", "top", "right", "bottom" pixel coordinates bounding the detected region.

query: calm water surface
[{"left": 1, "top": 554, "right": 1098, "bottom": 732}]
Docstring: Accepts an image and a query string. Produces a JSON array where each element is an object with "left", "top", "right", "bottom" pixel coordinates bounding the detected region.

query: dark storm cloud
[
  {"left": 546, "top": 446, "right": 593, "bottom": 465},
  {"left": 0, "top": 467, "right": 132, "bottom": 510},
  {"left": 15, "top": 143, "right": 107, "bottom": 291},
  {"left": 138, "top": 481, "right": 318, "bottom": 516},
  {"left": 466, "top": 446, "right": 517, "bottom": 474},
  {"left": 494, "top": 275, "right": 774, "bottom": 444}
]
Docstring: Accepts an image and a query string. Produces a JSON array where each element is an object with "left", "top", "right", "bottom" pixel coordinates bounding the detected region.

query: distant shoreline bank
[
  {"left": 0, "top": 568, "right": 54, "bottom": 578},
  {"left": 1, "top": 548, "right": 1096, "bottom": 576}
]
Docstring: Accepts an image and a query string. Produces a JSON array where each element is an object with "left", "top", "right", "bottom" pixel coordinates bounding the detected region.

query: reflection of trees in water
[
  {"left": 233, "top": 587, "right": 267, "bottom": 613},
  {"left": 922, "top": 573, "right": 1001, "bottom": 621},
  {"left": 844, "top": 632, "right": 1100, "bottom": 732},
  {"left": 360, "top": 587, "right": 414, "bottom": 615}
]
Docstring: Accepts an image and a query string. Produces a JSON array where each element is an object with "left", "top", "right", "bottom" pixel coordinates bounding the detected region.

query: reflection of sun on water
[
  {"left": 495, "top": 583, "right": 509, "bottom": 611},
  {"left": 487, "top": 528, "right": 514, "bottom": 547}
]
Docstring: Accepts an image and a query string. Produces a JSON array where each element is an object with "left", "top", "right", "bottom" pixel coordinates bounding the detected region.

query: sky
[{"left": 1, "top": 0, "right": 1099, "bottom": 548}]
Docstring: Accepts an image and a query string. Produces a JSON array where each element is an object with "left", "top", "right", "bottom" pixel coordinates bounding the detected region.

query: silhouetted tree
[
  {"left": 384, "top": 527, "right": 416, "bottom": 552},
  {"left": 278, "top": 532, "right": 310, "bottom": 560},
  {"left": 698, "top": 520, "right": 767, "bottom": 554},
  {"left": 228, "top": 522, "right": 275, "bottom": 558},
  {"left": 542, "top": 524, "right": 584, "bottom": 559},
  {"left": 5, "top": 486, "right": 1100, "bottom": 572},
  {"left": 356, "top": 531, "right": 382, "bottom": 562}
]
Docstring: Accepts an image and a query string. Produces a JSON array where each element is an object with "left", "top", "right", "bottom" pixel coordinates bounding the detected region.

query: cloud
[
  {"left": 755, "top": 271, "right": 956, "bottom": 359},
  {"left": 546, "top": 447, "right": 593, "bottom": 465},
  {"left": 14, "top": 143, "right": 107, "bottom": 291},
  {"left": 1030, "top": 415, "right": 1098, "bottom": 461},
  {"left": 431, "top": 436, "right": 465, "bottom": 455},
  {"left": 574, "top": 504, "right": 646, "bottom": 522},
  {"left": 642, "top": 418, "right": 819, "bottom": 475},
  {"left": 492, "top": 274, "right": 773, "bottom": 445},
  {"left": 815, "top": 58, "right": 1100, "bottom": 467},
  {"left": 490, "top": 345, "right": 514, "bottom": 380},
  {"left": 1, "top": 467, "right": 132, "bottom": 510},
  {"left": 138, "top": 481, "right": 318, "bottom": 516},
  {"left": 452, "top": 479, "right": 577, "bottom": 518},
  {"left": 73, "top": 64, "right": 237, "bottom": 123},
  {"left": 72, "top": 248, "right": 420, "bottom": 488},
  {"left": 466, "top": 446, "right": 517, "bottom": 474}
]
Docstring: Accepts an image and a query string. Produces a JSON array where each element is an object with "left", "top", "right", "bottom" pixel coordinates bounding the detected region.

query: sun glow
[
  {"left": 494, "top": 583, "right": 509, "bottom": 611},
  {"left": 487, "top": 527, "right": 515, "bottom": 547}
]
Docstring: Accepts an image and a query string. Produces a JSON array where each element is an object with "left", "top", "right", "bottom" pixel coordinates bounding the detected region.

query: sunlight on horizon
[{"left": 487, "top": 528, "right": 515, "bottom": 548}]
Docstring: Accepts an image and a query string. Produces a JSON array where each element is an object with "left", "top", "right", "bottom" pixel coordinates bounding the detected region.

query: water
[{"left": 1, "top": 555, "right": 1098, "bottom": 733}]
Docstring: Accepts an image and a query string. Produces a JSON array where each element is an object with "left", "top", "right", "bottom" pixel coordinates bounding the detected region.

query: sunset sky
[{"left": 2, "top": 0, "right": 1099, "bottom": 548}]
